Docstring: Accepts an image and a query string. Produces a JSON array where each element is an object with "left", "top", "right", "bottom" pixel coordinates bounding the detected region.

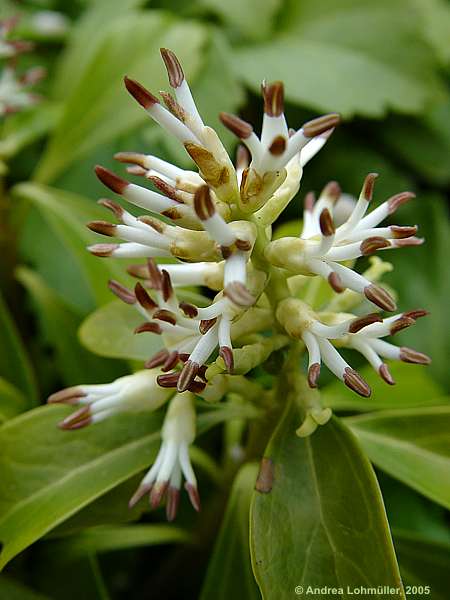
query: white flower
[
  {"left": 48, "top": 370, "right": 172, "bottom": 429},
  {"left": 129, "top": 392, "right": 199, "bottom": 521}
]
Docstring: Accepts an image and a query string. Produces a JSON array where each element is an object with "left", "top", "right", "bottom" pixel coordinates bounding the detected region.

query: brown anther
[
  {"left": 150, "top": 481, "right": 169, "bottom": 509},
  {"left": 304, "top": 191, "right": 316, "bottom": 212},
  {"left": 361, "top": 173, "right": 378, "bottom": 202},
  {"left": 224, "top": 282, "right": 255, "bottom": 307},
  {"left": 87, "top": 220, "right": 117, "bottom": 237},
  {"left": 220, "top": 245, "right": 232, "bottom": 259},
  {"left": 360, "top": 236, "right": 391, "bottom": 256},
  {"left": 177, "top": 361, "right": 200, "bottom": 392},
  {"left": 166, "top": 486, "right": 181, "bottom": 521},
  {"left": 127, "top": 165, "right": 147, "bottom": 176},
  {"left": 390, "top": 316, "right": 415, "bottom": 335},
  {"left": 391, "top": 225, "right": 418, "bottom": 239},
  {"left": 348, "top": 313, "right": 382, "bottom": 334},
  {"left": 160, "top": 48, "right": 184, "bottom": 88},
  {"left": 108, "top": 280, "right": 136, "bottom": 304},
  {"left": 364, "top": 284, "right": 396, "bottom": 312},
  {"left": 394, "top": 237, "right": 424, "bottom": 247},
  {"left": 399, "top": 347, "right": 431, "bottom": 365},
  {"left": 161, "top": 270, "right": 173, "bottom": 302},
  {"left": 185, "top": 482, "right": 201, "bottom": 512},
  {"left": 87, "top": 243, "right": 119, "bottom": 257},
  {"left": 148, "top": 175, "right": 182, "bottom": 202},
  {"left": 379, "top": 364, "right": 395, "bottom": 385},
  {"left": 235, "top": 239, "right": 252, "bottom": 251},
  {"left": 321, "top": 181, "right": 341, "bottom": 204},
  {"left": 114, "top": 152, "right": 147, "bottom": 167},
  {"left": 262, "top": 81, "right": 284, "bottom": 117},
  {"left": 147, "top": 259, "right": 163, "bottom": 290},
  {"left": 387, "top": 191, "right": 415, "bottom": 214},
  {"left": 403, "top": 309, "right": 428, "bottom": 321},
  {"left": 124, "top": 76, "right": 159, "bottom": 109},
  {"left": 127, "top": 264, "right": 149, "bottom": 279},
  {"left": 194, "top": 185, "right": 215, "bottom": 220},
  {"left": 47, "top": 386, "right": 86, "bottom": 405},
  {"left": 134, "top": 322, "right": 162, "bottom": 335},
  {"left": 157, "top": 372, "right": 180, "bottom": 388},
  {"left": 137, "top": 215, "right": 165, "bottom": 233},
  {"left": 161, "top": 207, "right": 183, "bottom": 221},
  {"left": 319, "top": 208, "right": 335, "bottom": 237},
  {"left": 219, "top": 112, "right": 253, "bottom": 139},
  {"left": 153, "top": 309, "right": 177, "bottom": 326},
  {"left": 328, "top": 272, "right": 345, "bottom": 293},
  {"left": 145, "top": 349, "right": 169, "bottom": 369},
  {"left": 128, "top": 483, "right": 152, "bottom": 509},
  {"left": 98, "top": 198, "right": 124, "bottom": 219},
  {"left": 134, "top": 282, "right": 157, "bottom": 310},
  {"left": 162, "top": 350, "right": 179, "bottom": 372},
  {"left": 219, "top": 346, "right": 234, "bottom": 373},
  {"left": 307, "top": 363, "right": 321, "bottom": 388},
  {"left": 199, "top": 318, "right": 217, "bottom": 334},
  {"left": 95, "top": 165, "right": 128, "bottom": 194},
  {"left": 179, "top": 301, "right": 198, "bottom": 318},
  {"left": 188, "top": 379, "right": 207, "bottom": 394},
  {"left": 303, "top": 113, "right": 341, "bottom": 138},
  {"left": 343, "top": 367, "right": 371, "bottom": 397},
  {"left": 160, "top": 90, "right": 186, "bottom": 121},
  {"left": 58, "top": 406, "right": 92, "bottom": 431},
  {"left": 268, "top": 135, "right": 287, "bottom": 156}
]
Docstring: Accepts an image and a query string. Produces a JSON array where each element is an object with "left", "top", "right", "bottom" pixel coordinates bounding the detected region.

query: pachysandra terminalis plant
[{"left": 49, "top": 49, "right": 431, "bottom": 520}]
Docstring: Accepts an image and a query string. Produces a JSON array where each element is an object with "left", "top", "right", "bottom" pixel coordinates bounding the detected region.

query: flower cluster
[
  {"left": 51, "top": 48, "right": 430, "bottom": 518},
  {"left": 0, "top": 16, "right": 45, "bottom": 117}
]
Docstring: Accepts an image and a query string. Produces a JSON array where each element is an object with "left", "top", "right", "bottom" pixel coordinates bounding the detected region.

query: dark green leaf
[
  {"left": 0, "top": 377, "right": 27, "bottom": 422},
  {"left": 200, "top": 463, "right": 260, "bottom": 600},
  {"left": 251, "top": 396, "right": 404, "bottom": 597}
]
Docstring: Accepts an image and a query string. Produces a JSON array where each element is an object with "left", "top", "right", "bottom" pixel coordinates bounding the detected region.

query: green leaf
[
  {"left": 0, "top": 378, "right": 27, "bottom": 423},
  {"left": 0, "top": 405, "right": 162, "bottom": 569},
  {"left": 346, "top": 406, "right": 450, "bottom": 509},
  {"left": 0, "top": 575, "right": 50, "bottom": 600},
  {"left": 394, "top": 530, "right": 450, "bottom": 600},
  {"left": 251, "top": 398, "right": 404, "bottom": 597},
  {"left": 0, "top": 290, "right": 37, "bottom": 404},
  {"left": 13, "top": 182, "right": 127, "bottom": 313},
  {"left": 199, "top": 0, "right": 282, "bottom": 40},
  {"left": 235, "top": 1, "right": 446, "bottom": 117},
  {"left": 322, "top": 363, "right": 444, "bottom": 412},
  {"left": 412, "top": 0, "right": 450, "bottom": 65},
  {"left": 43, "top": 524, "right": 189, "bottom": 560},
  {"left": 200, "top": 463, "right": 260, "bottom": 600},
  {"left": 35, "top": 12, "right": 207, "bottom": 183},
  {"left": 0, "top": 102, "right": 61, "bottom": 160},
  {"left": 79, "top": 299, "right": 163, "bottom": 361},
  {"left": 16, "top": 267, "right": 122, "bottom": 386}
]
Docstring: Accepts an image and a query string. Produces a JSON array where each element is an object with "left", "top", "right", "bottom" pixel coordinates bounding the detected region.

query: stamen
[
  {"left": 399, "top": 347, "right": 431, "bottom": 364},
  {"left": 364, "top": 284, "right": 396, "bottom": 312},
  {"left": 379, "top": 363, "right": 395, "bottom": 385},
  {"left": 348, "top": 313, "right": 383, "bottom": 334},
  {"left": 343, "top": 367, "right": 371, "bottom": 397},
  {"left": 307, "top": 363, "right": 321, "bottom": 388},
  {"left": 160, "top": 48, "right": 184, "bottom": 88},
  {"left": 108, "top": 280, "right": 136, "bottom": 304},
  {"left": 360, "top": 236, "right": 391, "bottom": 256},
  {"left": 134, "top": 282, "right": 157, "bottom": 310},
  {"left": 95, "top": 165, "right": 127, "bottom": 194}
]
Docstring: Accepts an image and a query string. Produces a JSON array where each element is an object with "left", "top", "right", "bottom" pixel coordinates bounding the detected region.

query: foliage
[{"left": 0, "top": 0, "right": 449, "bottom": 597}]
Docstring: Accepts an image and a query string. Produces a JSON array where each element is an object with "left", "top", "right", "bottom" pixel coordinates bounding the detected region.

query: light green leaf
[
  {"left": 412, "top": 0, "right": 450, "bottom": 65},
  {"left": 0, "top": 405, "right": 162, "bottom": 569},
  {"left": 322, "top": 363, "right": 444, "bottom": 412},
  {"left": 0, "top": 378, "right": 27, "bottom": 423},
  {"left": 199, "top": 0, "right": 282, "bottom": 40},
  {"left": 235, "top": 1, "right": 445, "bottom": 117},
  {"left": 43, "top": 524, "right": 189, "bottom": 560},
  {"left": 13, "top": 182, "right": 127, "bottom": 313},
  {"left": 200, "top": 463, "right": 260, "bottom": 600},
  {"left": 346, "top": 406, "right": 450, "bottom": 509},
  {"left": 251, "top": 398, "right": 404, "bottom": 597},
  {"left": 35, "top": 12, "right": 207, "bottom": 183},
  {"left": 0, "top": 290, "right": 37, "bottom": 404},
  {"left": 16, "top": 266, "right": 122, "bottom": 385},
  {"left": 79, "top": 299, "right": 162, "bottom": 361},
  {"left": 394, "top": 530, "right": 450, "bottom": 600}
]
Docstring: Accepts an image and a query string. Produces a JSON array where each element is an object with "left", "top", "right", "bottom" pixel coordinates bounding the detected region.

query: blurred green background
[{"left": 0, "top": 0, "right": 449, "bottom": 598}]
